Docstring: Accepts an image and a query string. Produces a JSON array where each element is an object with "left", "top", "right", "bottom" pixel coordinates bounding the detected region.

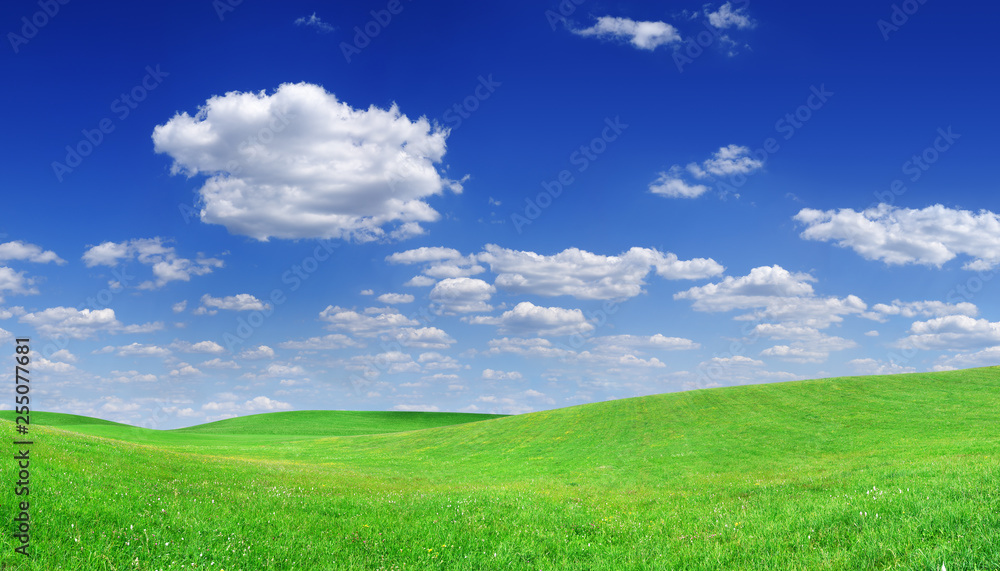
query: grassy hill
[
  {"left": 0, "top": 409, "right": 507, "bottom": 450},
  {"left": 173, "top": 409, "right": 508, "bottom": 436},
  {"left": 3, "top": 368, "right": 999, "bottom": 569}
]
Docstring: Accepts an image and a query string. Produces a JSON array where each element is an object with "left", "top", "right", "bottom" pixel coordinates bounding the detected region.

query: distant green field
[
  {"left": 0, "top": 409, "right": 507, "bottom": 450},
  {"left": 174, "top": 409, "right": 508, "bottom": 436},
  {"left": 3, "top": 368, "right": 1000, "bottom": 569}
]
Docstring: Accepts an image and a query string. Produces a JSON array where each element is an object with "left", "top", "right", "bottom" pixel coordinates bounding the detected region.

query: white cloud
[
  {"left": 696, "top": 355, "right": 799, "bottom": 384},
  {"left": 758, "top": 345, "right": 826, "bottom": 363},
  {"left": 392, "top": 404, "right": 440, "bottom": 412},
  {"left": 319, "top": 306, "right": 418, "bottom": 337},
  {"left": 171, "top": 340, "right": 226, "bottom": 354},
  {"left": 677, "top": 265, "right": 815, "bottom": 307},
  {"left": 429, "top": 277, "right": 495, "bottom": 313},
  {"left": 932, "top": 346, "right": 1000, "bottom": 370},
  {"left": 259, "top": 363, "right": 307, "bottom": 377},
  {"left": 848, "top": 358, "right": 916, "bottom": 375},
  {"left": 152, "top": 82, "right": 462, "bottom": 242},
  {"left": 377, "top": 292, "right": 414, "bottom": 305},
  {"left": 576, "top": 351, "right": 666, "bottom": 369},
  {"left": 753, "top": 323, "right": 856, "bottom": 363},
  {"left": 99, "top": 343, "right": 172, "bottom": 357},
  {"left": 898, "top": 315, "right": 1000, "bottom": 350},
  {"left": 795, "top": 204, "right": 1000, "bottom": 270},
  {"left": 864, "top": 299, "right": 978, "bottom": 322},
  {"left": 82, "top": 238, "right": 223, "bottom": 289},
  {"left": 467, "top": 301, "right": 594, "bottom": 336},
  {"left": 34, "top": 358, "right": 77, "bottom": 374},
  {"left": 706, "top": 2, "right": 755, "bottom": 30},
  {"left": 294, "top": 12, "right": 334, "bottom": 32},
  {"left": 651, "top": 145, "right": 763, "bottom": 200},
  {"left": 479, "top": 244, "right": 723, "bottom": 300},
  {"left": 20, "top": 307, "right": 162, "bottom": 339},
  {"left": 387, "top": 247, "right": 462, "bottom": 264},
  {"left": 346, "top": 351, "right": 420, "bottom": 376},
  {"left": 424, "top": 259, "right": 485, "bottom": 279},
  {"left": 485, "top": 337, "right": 574, "bottom": 359},
  {"left": 49, "top": 349, "right": 77, "bottom": 362},
  {"left": 81, "top": 241, "right": 131, "bottom": 266},
  {"left": 387, "top": 248, "right": 485, "bottom": 282},
  {"left": 417, "top": 352, "right": 460, "bottom": 371},
  {"left": 649, "top": 168, "right": 709, "bottom": 198},
  {"left": 589, "top": 334, "right": 700, "bottom": 351},
  {"left": 169, "top": 363, "right": 203, "bottom": 377},
  {"left": 239, "top": 345, "right": 275, "bottom": 359},
  {"left": 200, "top": 358, "right": 240, "bottom": 370},
  {"left": 0, "top": 267, "right": 38, "bottom": 301},
  {"left": 482, "top": 369, "right": 523, "bottom": 381},
  {"left": 197, "top": 293, "right": 271, "bottom": 314},
  {"left": 279, "top": 334, "right": 364, "bottom": 350},
  {"left": 0, "top": 306, "right": 25, "bottom": 320},
  {"left": 698, "top": 144, "right": 764, "bottom": 177},
  {"left": 675, "top": 265, "right": 866, "bottom": 328},
  {"left": 404, "top": 275, "right": 437, "bottom": 287},
  {"left": 392, "top": 327, "right": 456, "bottom": 349},
  {"left": 360, "top": 289, "right": 374, "bottom": 296},
  {"left": 573, "top": 16, "right": 682, "bottom": 50},
  {"left": 100, "top": 397, "right": 141, "bottom": 413},
  {"left": 0, "top": 241, "right": 65, "bottom": 264},
  {"left": 202, "top": 396, "right": 292, "bottom": 414},
  {"left": 172, "top": 300, "right": 188, "bottom": 313},
  {"left": 108, "top": 370, "right": 158, "bottom": 383}
]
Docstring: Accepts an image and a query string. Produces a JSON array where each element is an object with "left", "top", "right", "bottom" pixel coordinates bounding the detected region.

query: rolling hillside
[{"left": 3, "top": 368, "right": 999, "bottom": 570}]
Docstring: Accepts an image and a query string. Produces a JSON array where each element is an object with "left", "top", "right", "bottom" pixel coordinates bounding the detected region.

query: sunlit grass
[{"left": 2, "top": 368, "right": 999, "bottom": 569}]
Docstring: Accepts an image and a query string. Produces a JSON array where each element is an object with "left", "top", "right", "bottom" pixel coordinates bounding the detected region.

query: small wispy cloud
[
  {"left": 705, "top": 2, "right": 756, "bottom": 30},
  {"left": 572, "top": 16, "right": 682, "bottom": 51},
  {"left": 295, "top": 13, "right": 334, "bottom": 33},
  {"left": 650, "top": 144, "right": 763, "bottom": 199}
]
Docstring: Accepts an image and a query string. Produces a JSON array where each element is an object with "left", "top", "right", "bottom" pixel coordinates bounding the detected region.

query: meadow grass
[{"left": 2, "top": 368, "right": 999, "bottom": 569}]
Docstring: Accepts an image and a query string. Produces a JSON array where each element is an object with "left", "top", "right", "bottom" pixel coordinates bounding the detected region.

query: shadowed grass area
[{"left": 2, "top": 368, "right": 999, "bottom": 570}]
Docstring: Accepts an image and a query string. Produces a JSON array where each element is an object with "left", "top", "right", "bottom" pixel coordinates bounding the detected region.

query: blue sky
[{"left": 3, "top": 0, "right": 999, "bottom": 428}]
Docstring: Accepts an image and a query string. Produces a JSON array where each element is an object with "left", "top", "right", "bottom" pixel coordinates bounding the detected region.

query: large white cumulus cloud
[{"left": 153, "top": 82, "right": 462, "bottom": 241}]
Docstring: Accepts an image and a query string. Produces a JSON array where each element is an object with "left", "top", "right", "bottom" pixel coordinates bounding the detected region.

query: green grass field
[{"left": 2, "top": 368, "right": 999, "bottom": 570}]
